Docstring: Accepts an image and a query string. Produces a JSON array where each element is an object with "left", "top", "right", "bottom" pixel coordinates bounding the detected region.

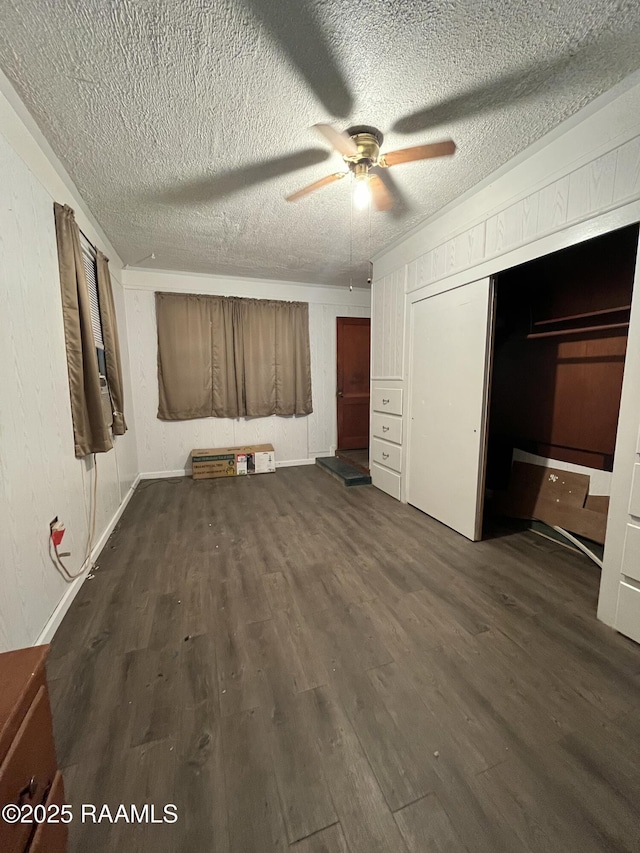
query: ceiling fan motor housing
[{"left": 345, "top": 126, "right": 384, "bottom": 171}]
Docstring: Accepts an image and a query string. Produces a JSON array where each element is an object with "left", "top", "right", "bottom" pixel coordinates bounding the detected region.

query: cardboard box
[
  {"left": 191, "top": 449, "right": 237, "bottom": 480},
  {"left": 191, "top": 444, "right": 275, "bottom": 480},
  {"left": 497, "top": 461, "right": 609, "bottom": 544},
  {"left": 246, "top": 444, "right": 276, "bottom": 474}
]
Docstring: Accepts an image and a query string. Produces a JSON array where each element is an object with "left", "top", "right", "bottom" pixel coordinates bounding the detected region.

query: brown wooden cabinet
[{"left": 0, "top": 645, "right": 68, "bottom": 853}]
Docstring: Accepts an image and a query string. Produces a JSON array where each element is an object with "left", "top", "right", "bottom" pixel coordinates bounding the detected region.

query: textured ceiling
[{"left": 2, "top": 1, "right": 640, "bottom": 287}]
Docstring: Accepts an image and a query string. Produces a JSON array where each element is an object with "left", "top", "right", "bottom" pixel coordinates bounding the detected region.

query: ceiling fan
[
  {"left": 157, "top": 2, "right": 623, "bottom": 217},
  {"left": 285, "top": 124, "right": 456, "bottom": 212}
]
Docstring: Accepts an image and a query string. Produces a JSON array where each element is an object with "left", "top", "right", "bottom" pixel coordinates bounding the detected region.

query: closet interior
[{"left": 484, "top": 224, "right": 639, "bottom": 559}]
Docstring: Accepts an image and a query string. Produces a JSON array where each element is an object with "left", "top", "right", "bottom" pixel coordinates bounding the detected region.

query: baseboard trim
[
  {"left": 276, "top": 458, "right": 316, "bottom": 468},
  {"left": 36, "top": 473, "right": 141, "bottom": 646},
  {"left": 139, "top": 459, "right": 321, "bottom": 478},
  {"left": 139, "top": 469, "right": 188, "bottom": 480}
]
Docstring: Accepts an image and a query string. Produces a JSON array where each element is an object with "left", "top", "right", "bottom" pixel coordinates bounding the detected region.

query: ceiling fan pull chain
[
  {"left": 368, "top": 200, "right": 372, "bottom": 284},
  {"left": 349, "top": 181, "right": 354, "bottom": 292}
]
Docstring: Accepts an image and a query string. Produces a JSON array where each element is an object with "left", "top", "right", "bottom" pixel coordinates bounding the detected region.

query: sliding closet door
[{"left": 407, "top": 278, "right": 494, "bottom": 541}]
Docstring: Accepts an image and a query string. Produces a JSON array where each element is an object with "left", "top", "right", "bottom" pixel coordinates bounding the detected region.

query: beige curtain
[
  {"left": 211, "top": 297, "right": 243, "bottom": 418},
  {"left": 236, "top": 298, "right": 313, "bottom": 416},
  {"left": 156, "top": 292, "right": 312, "bottom": 420},
  {"left": 54, "top": 203, "right": 113, "bottom": 457},
  {"left": 156, "top": 292, "right": 213, "bottom": 419},
  {"left": 96, "top": 251, "right": 127, "bottom": 435}
]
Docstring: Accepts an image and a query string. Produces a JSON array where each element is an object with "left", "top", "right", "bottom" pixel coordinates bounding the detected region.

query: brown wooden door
[{"left": 337, "top": 317, "right": 371, "bottom": 449}]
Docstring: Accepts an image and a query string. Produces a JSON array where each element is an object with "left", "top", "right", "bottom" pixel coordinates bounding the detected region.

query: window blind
[{"left": 80, "top": 235, "right": 104, "bottom": 350}]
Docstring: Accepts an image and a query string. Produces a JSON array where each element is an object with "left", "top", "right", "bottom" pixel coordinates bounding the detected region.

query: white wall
[
  {"left": 122, "top": 268, "right": 370, "bottom": 475},
  {"left": 372, "top": 70, "right": 640, "bottom": 636},
  {"left": 0, "top": 73, "right": 138, "bottom": 652}
]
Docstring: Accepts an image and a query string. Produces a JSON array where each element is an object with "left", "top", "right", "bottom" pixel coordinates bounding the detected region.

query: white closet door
[{"left": 407, "top": 278, "right": 494, "bottom": 541}]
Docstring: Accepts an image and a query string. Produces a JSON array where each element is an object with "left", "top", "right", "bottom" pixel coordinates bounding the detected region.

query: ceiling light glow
[{"left": 353, "top": 177, "right": 371, "bottom": 210}]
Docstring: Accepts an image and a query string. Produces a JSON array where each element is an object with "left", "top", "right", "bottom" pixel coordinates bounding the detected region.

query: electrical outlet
[{"left": 50, "top": 519, "right": 65, "bottom": 547}]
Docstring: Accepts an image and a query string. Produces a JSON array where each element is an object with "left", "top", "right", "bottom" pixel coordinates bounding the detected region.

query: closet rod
[{"left": 527, "top": 321, "right": 629, "bottom": 340}]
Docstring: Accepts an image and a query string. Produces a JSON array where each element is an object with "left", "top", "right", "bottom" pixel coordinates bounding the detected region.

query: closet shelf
[
  {"left": 527, "top": 321, "right": 630, "bottom": 340},
  {"left": 533, "top": 304, "right": 631, "bottom": 327}
]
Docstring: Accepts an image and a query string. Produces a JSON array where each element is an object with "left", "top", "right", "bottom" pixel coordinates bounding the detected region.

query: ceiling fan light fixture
[{"left": 353, "top": 172, "right": 371, "bottom": 210}]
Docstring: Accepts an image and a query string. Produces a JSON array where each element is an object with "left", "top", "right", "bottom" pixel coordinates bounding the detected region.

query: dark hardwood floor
[{"left": 48, "top": 466, "right": 640, "bottom": 853}]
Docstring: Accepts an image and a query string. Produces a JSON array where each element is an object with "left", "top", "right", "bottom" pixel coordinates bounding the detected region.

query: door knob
[{"left": 337, "top": 390, "right": 344, "bottom": 397}]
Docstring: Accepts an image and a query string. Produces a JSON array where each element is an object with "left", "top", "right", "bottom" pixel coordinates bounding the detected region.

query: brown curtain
[
  {"left": 156, "top": 292, "right": 312, "bottom": 420},
  {"left": 211, "top": 297, "right": 243, "bottom": 418},
  {"left": 54, "top": 203, "right": 112, "bottom": 457},
  {"left": 275, "top": 300, "right": 312, "bottom": 415},
  {"left": 156, "top": 293, "right": 213, "bottom": 419},
  {"left": 236, "top": 298, "right": 313, "bottom": 416},
  {"left": 96, "top": 250, "right": 127, "bottom": 435}
]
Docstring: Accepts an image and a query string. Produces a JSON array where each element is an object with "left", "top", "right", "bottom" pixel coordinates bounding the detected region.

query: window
[
  {"left": 80, "top": 236, "right": 104, "bottom": 359},
  {"left": 80, "top": 234, "right": 112, "bottom": 427},
  {"left": 155, "top": 292, "right": 313, "bottom": 420},
  {"left": 54, "top": 201, "right": 127, "bottom": 456}
]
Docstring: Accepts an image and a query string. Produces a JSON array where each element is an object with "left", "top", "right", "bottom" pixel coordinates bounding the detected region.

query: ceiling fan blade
[
  {"left": 369, "top": 174, "right": 393, "bottom": 212},
  {"left": 381, "top": 141, "right": 456, "bottom": 167},
  {"left": 286, "top": 171, "right": 347, "bottom": 202},
  {"left": 370, "top": 168, "right": 411, "bottom": 217},
  {"left": 239, "top": 0, "right": 353, "bottom": 118},
  {"left": 313, "top": 123, "right": 358, "bottom": 157},
  {"left": 155, "top": 149, "right": 330, "bottom": 204}
]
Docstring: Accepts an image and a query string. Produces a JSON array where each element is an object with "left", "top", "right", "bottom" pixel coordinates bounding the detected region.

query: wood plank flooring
[{"left": 48, "top": 466, "right": 640, "bottom": 853}]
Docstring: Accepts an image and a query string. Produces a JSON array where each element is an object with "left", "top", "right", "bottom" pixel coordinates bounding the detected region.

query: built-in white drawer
[
  {"left": 621, "top": 523, "right": 640, "bottom": 584},
  {"left": 371, "top": 462, "right": 401, "bottom": 501},
  {"left": 372, "top": 437, "right": 402, "bottom": 473},
  {"left": 372, "top": 412, "right": 402, "bottom": 445},
  {"left": 616, "top": 580, "right": 640, "bottom": 644},
  {"left": 372, "top": 387, "right": 403, "bottom": 415},
  {"left": 629, "top": 464, "right": 640, "bottom": 518}
]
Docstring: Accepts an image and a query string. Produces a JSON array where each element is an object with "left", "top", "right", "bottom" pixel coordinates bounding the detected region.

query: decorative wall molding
[
  {"left": 122, "top": 267, "right": 371, "bottom": 307},
  {"left": 405, "top": 135, "right": 640, "bottom": 294}
]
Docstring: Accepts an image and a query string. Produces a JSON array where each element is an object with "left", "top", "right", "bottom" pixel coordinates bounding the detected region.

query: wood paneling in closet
[{"left": 488, "top": 226, "right": 638, "bottom": 480}]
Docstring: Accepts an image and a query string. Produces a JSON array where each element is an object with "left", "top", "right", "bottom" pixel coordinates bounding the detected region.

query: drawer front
[
  {"left": 0, "top": 686, "right": 57, "bottom": 853},
  {"left": 29, "top": 771, "right": 68, "bottom": 853},
  {"left": 0, "top": 647, "right": 47, "bottom": 767},
  {"left": 372, "top": 387, "right": 402, "bottom": 415},
  {"left": 629, "top": 463, "right": 640, "bottom": 518},
  {"left": 621, "top": 523, "right": 640, "bottom": 584},
  {"left": 371, "top": 463, "right": 401, "bottom": 500},
  {"left": 616, "top": 580, "right": 640, "bottom": 645},
  {"left": 372, "top": 438, "right": 402, "bottom": 473},
  {"left": 372, "top": 412, "right": 402, "bottom": 445}
]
